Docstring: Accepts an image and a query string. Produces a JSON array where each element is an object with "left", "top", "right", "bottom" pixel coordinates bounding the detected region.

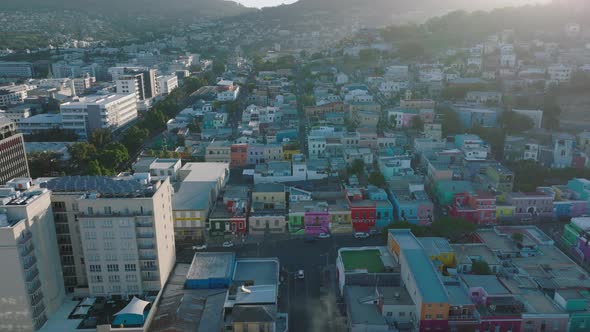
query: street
[{"left": 177, "top": 234, "right": 385, "bottom": 332}]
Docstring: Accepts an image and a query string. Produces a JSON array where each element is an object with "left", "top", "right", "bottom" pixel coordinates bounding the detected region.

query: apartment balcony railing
[
  {"left": 20, "top": 243, "right": 35, "bottom": 257},
  {"left": 137, "top": 243, "right": 154, "bottom": 250},
  {"left": 139, "top": 254, "right": 157, "bottom": 260},
  {"left": 22, "top": 256, "right": 37, "bottom": 270},
  {"left": 27, "top": 280, "right": 42, "bottom": 294},
  {"left": 137, "top": 232, "right": 154, "bottom": 239},
  {"left": 448, "top": 314, "right": 479, "bottom": 322},
  {"left": 141, "top": 266, "right": 158, "bottom": 272},
  {"left": 136, "top": 221, "right": 154, "bottom": 228},
  {"left": 26, "top": 268, "right": 40, "bottom": 282},
  {"left": 30, "top": 293, "right": 44, "bottom": 307}
]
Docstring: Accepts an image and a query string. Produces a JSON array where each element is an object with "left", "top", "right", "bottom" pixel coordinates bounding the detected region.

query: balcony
[
  {"left": 137, "top": 232, "right": 154, "bottom": 239},
  {"left": 17, "top": 231, "right": 33, "bottom": 245},
  {"left": 142, "top": 275, "right": 160, "bottom": 281},
  {"left": 30, "top": 293, "right": 44, "bottom": 307},
  {"left": 139, "top": 254, "right": 157, "bottom": 260},
  {"left": 26, "top": 268, "right": 39, "bottom": 282},
  {"left": 22, "top": 256, "right": 37, "bottom": 270},
  {"left": 136, "top": 221, "right": 154, "bottom": 228},
  {"left": 27, "top": 280, "right": 42, "bottom": 294},
  {"left": 137, "top": 243, "right": 154, "bottom": 250},
  {"left": 20, "top": 243, "right": 35, "bottom": 257},
  {"left": 448, "top": 314, "right": 479, "bottom": 323},
  {"left": 142, "top": 265, "right": 158, "bottom": 272}
]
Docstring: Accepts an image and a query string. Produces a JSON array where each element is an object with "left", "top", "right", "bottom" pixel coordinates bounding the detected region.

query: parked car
[
  {"left": 369, "top": 229, "right": 379, "bottom": 236},
  {"left": 192, "top": 244, "right": 207, "bottom": 251},
  {"left": 296, "top": 270, "right": 305, "bottom": 279},
  {"left": 222, "top": 241, "right": 234, "bottom": 248},
  {"left": 318, "top": 232, "right": 331, "bottom": 239},
  {"left": 354, "top": 232, "right": 369, "bottom": 239}
]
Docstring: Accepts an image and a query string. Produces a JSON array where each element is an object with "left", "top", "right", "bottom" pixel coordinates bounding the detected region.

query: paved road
[{"left": 177, "top": 234, "right": 385, "bottom": 332}]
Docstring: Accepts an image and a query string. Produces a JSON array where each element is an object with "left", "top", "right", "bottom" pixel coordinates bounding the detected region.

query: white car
[
  {"left": 354, "top": 232, "right": 370, "bottom": 239},
  {"left": 318, "top": 233, "right": 331, "bottom": 239},
  {"left": 296, "top": 270, "right": 305, "bottom": 279},
  {"left": 192, "top": 244, "right": 207, "bottom": 250},
  {"left": 222, "top": 241, "right": 234, "bottom": 248}
]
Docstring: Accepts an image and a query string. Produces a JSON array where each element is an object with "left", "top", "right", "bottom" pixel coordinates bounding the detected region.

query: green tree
[
  {"left": 28, "top": 152, "right": 62, "bottom": 178},
  {"left": 87, "top": 160, "right": 103, "bottom": 175},
  {"left": 512, "top": 232, "right": 524, "bottom": 243},
  {"left": 184, "top": 76, "right": 207, "bottom": 94},
  {"left": 441, "top": 109, "right": 464, "bottom": 137},
  {"left": 301, "top": 94, "right": 315, "bottom": 106},
  {"left": 471, "top": 260, "right": 492, "bottom": 275},
  {"left": 89, "top": 128, "right": 113, "bottom": 149},
  {"left": 121, "top": 126, "right": 149, "bottom": 154},
  {"left": 430, "top": 217, "right": 477, "bottom": 242},
  {"left": 500, "top": 110, "right": 534, "bottom": 134},
  {"left": 348, "top": 159, "right": 365, "bottom": 176},
  {"left": 98, "top": 143, "right": 129, "bottom": 171},
  {"left": 212, "top": 61, "right": 225, "bottom": 76},
  {"left": 368, "top": 171, "right": 386, "bottom": 188},
  {"left": 69, "top": 142, "right": 97, "bottom": 169},
  {"left": 410, "top": 116, "right": 425, "bottom": 131}
]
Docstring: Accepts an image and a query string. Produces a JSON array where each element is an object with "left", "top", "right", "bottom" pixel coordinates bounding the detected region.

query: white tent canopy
[
  {"left": 114, "top": 297, "right": 150, "bottom": 317},
  {"left": 74, "top": 306, "right": 90, "bottom": 316},
  {"left": 80, "top": 297, "right": 96, "bottom": 307}
]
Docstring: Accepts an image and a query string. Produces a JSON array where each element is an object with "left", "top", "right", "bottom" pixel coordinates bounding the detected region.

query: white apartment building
[
  {"left": 0, "top": 83, "right": 34, "bottom": 107},
  {"left": 0, "top": 118, "right": 30, "bottom": 185},
  {"left": 0, "top": 179, "right": 65, "bottom": 331},
  {"left": 156, "top": 75, "right": 179, "bottom": 96},
  {"left": 71, "top": 75, "right": 94, "bottom": 96},
  {"left": 116, "top": 74, "right": 144, "bottom": 102},
  {"left": 16, "top": 114, "right": 63, "bottom": 136},
  {"left": 548, "top": 64, "right": 573, "bottom": 83},
  {"left": 43, "top": 175, "right": 176, "bottom": 297},
  {"left": 0, "top": 61, "right": 33, "bottom": 78},
  {"left": 60, "top": 94, "right": 137, "bottom": 140}
]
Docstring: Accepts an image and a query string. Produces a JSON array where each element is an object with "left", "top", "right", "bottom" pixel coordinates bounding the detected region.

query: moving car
[
  {"left": 318, "top": 232, "right": 331, "bottom": 239},
  {"left": 192, "top": 244, "right": 207, "bottom": 250},
  {"left": 296, "top": 270, "right": 305, "bottom": 279},
  {"left": 222, "top": 241, "right": 234, "bottom": 248},
  {"left": 354, "top": 232, "right": 369, "bottom": 239}
]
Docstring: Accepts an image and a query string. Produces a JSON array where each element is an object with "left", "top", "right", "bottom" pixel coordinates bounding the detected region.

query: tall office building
[
  {"left": 0, "top": 178, "right": 65, "bottom": 331},
  {"left": 0, "top": 117, "right": 30, "bottom": 185},
  {"left": 59, "top": 93, "right": 137, "bottom": 140},
  {"left": 0, "top": 61, "right": 34, "bottom": 78},
  {"left": 115, "top": 68, "right": 157, "bottom": 101},
  {"left": 42, "top": 175, "right": 176, "bottom": 297}
]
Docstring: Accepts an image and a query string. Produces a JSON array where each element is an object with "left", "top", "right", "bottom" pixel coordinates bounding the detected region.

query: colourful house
[
  {"left": 496, "top": 203, "right": 515, "bottom": 220},
  {"left": 328, "top": 199, "right": 352, "bottom": 233},
  {"left": 563, "top": 217, "right": 590, "bottom": 247},
  {"left": 553, "top": 289, "right": 590, "bottom": 332},
  {"left": 433, "top": 180, "right": 474, "bottom": 206},
  {"left": 567, "top": 178, "right": 590, "bottom": 202},
  {"left": 375, "top": 200, "right": 394, "bottom": 229},
  {"left": 349, "top": 200, "right": 376, "bottom": 233},
  {"left": 303, "top": 202, "right": 330, "bottom": 235},
  {"left": 390, "top": 185, "right": 434, "bottom": 225},
  {"left": 449, "top": 192, "right": 496, "bottom": 225},
  {"left": 538, "top": 185, "right": 588, "bottom": 219},
  {"left": 387, "top": 230, "right": 450, "bottom": 332},
  {"left": 230, "top": 143, "right": 248, "bottom": 168},
  {"left": 504, "top": 191, "right": 554, "bottom": 220}
]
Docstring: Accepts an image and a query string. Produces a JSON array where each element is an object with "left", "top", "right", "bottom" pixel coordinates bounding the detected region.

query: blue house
[
  {"left": 276, "top": 129, "right": 299, "bottom": 143},
  {"left": 185, "top": 252, "right": 236, "bottom": 289},
  {"left": 375, "top": 200, "right": 394, "bottom": 228},
  {"left": 366, "top": 185, "right": 388, "bottom": 201},
  {"left": 454, "top": 106, "right": 498, "bottom": 129}
]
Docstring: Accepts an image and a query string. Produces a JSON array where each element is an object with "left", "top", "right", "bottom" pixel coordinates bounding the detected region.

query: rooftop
[
  {"left": 253, "top": 183, "right": 285, "bottom": 193},
  {"left": 460, "top": 275, "right": 510, "bottom": 295},
  {"left": 345, "top": 286, "right": 413, "bottom": 326},
  {"left": 179, "top": 162, "right": 229, "bottom": 183},
  {"left": 187, "top": 252, "right": 236, "bottom": 281},
  {"left": 340, "top": 249, "right": 386, "bottom": 273},
  {"left": 419, "top": 237, "right": 452, "bottom": 256},
  {"left": 42, "top": 176, "right": 154, "bottom": 197},
  {"left": 233, "top": 258, "right": 279, "bottom": 286}
]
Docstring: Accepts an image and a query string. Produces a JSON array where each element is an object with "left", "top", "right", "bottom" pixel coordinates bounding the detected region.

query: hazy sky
[{"left": 233, "top": 0, "right": 298, "bottom": 9}]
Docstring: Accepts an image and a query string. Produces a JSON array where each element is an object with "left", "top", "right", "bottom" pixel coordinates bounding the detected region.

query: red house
[
  {"left": 349, "top": 200, "right": 376, "bottom": 232},
  {"left": 449, "top": 192, "right": 496, "bottom": 225},
  {"left": 230, "top": 143, "right": 248, "bottom": 168}
]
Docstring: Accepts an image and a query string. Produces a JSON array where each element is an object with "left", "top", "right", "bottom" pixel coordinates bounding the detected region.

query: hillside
[
  {"left": 239, "top": 0, "right": 552, "bottom": 28},
  {"left": 0, "top": 0, "right": 254, "bottom": 19}
]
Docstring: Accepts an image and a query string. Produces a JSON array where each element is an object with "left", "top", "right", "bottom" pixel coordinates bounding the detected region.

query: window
[
  {"left": 105, "top": 254, "right": 117, "bottom": 261},
  {"left": 104, "top": 206, "right": 112, "bottom": 215},
  {"left": 108, "top": 275, "right": 120, "bottom": 283},
  {"left": 104, "top": 241, "right": 114, "bottom": 250},
  {"left": 88, "top": 207, "right": 94, "bottom": 215},
  {"left": 90, "top": 275, "right": 103, "bottom": 283},
  {"left": 425, "top": 314, "right": 432, "bottom": 319},
  {"left": 92, "top": 286, "right": 104, "bottom": 294},
  {"left": 127, "top": 285, "right": 139, "bottom": 293},
  {"left": 126, "top": 274, "right": 137, "bottom": 282},
  {"left": 111, "top": 285, "right": 121, "bottom": 293},
  {"left": 436, "top": 314, "right": 443, "bottom": 319},
  {"left": 83, "top": 219, "right": 95, "bottom": 228},
  {"left": 104, "top": 231, "right": 115, "bottom": 239},
  {"left": 84, "top": 231, "right": 96, "bottom": 240},
  {"left": 107, "top": 264, "right": 119, "bottom": 272},
  {"left": 125, "top": 264, "right": 136, "bottom": 272},
  {"left": 386, "top": 312, "right": 393, "bottom": 317},
  {"left": 89, "top": 264, "right": 101, "bottom": 272},
  {"left": 86, "top": 241, "right": 97, "bottom": 250},
  {"left": 104, "top": 220, "right": 113, "bottom": 228},
  {"left": 399, "top": 312, "right": 405, "bottom": 317}
]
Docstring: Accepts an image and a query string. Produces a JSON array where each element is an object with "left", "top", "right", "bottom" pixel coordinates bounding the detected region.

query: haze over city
[{"left": 0, "top": 0, "right": 589, "bottom": 332}]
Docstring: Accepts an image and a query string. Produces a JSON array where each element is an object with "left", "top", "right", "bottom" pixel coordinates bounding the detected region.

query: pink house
[{"left": 304, "top": 202, "right": 330, "bottom": 235}]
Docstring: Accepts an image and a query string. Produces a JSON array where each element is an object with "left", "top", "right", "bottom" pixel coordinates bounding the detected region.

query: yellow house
[
  {"left": 252, "top": 183, "right": 286, "bottom": 209},
  {"left": 418, "top": 237, "right": 455, "bottom": 270},
  {"left": 496, "top": 203, "right": 515, "bottom": 220},
  {"left": 328, "top": 199, "right": 352, "bottom": 233},
  {"left": 283, "top": 148, "right": 301, "bottom": 161}
]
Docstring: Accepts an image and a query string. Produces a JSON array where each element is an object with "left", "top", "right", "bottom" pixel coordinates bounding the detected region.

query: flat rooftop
[
  {"left": 340, "top": 249, "right": 386, "bottom": 273},
  {"left": 451, "top": 244, "right": 500, "bottom": 266},
  {"left": 180, "top": 163, "right": 229, "bottom": 183},
  {"left": 42, "top": 176, "right": 152, "bottom": 196},
  {"left": 187, "top": 252, "right": 235, "bottom": 281},
  {"left": 233, "top": 258, "right": 279, "bottom": 286},
  {"left": 345, "top": 286, "right": 414, "bottom": 326}
]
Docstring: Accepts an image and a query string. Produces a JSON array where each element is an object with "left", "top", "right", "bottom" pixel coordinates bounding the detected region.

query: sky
[{"left": 233, "top": 0, "right": 298, "bottom": 9}]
